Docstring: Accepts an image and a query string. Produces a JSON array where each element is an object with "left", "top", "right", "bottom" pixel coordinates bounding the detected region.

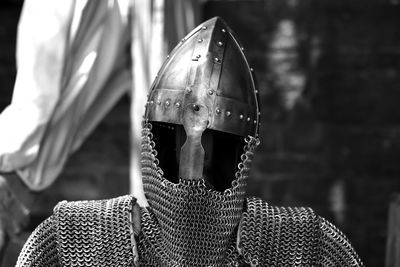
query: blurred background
[{"left": 1, "top": 0, "right": 400, "bottom": 266}]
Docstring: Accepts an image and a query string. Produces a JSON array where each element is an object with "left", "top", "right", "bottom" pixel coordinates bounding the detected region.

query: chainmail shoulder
[
  {"left": 239, "top": 197, "right": 364, "bottom": 267},
  {"left": 53, "top": 195, "right": 138, "bottom": 266},
  {"left": 317, "top": 216, "right": 364, "bottom": 266},
  {"left": 16, "top": 216, "right": 60, "bottom": 267}
]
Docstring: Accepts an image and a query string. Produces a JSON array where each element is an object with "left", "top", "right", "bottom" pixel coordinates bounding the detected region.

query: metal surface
[
  {"left": 145, "top": 17, "right": 260, "bottom": 138},
  {"left": 179, "top": 104, "right": 209, "bottom": 179},
  {"left": 146, "top": 16, "right": 259, "bottom": 183}
]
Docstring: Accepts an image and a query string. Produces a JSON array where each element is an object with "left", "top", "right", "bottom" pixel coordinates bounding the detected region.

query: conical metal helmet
[
  {"left": 145, "top": 17, "right": 260, "bottom": 185},
  {"left": 146, "top": 16, "right": 259, "bottom": 136}
]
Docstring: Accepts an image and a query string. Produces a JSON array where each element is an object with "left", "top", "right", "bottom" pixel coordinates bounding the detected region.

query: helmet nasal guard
[{"left": 145, "top": 17, "right": 260, "bottom": 191}]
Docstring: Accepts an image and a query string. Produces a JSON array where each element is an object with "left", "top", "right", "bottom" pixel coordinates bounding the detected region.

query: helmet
[
  {"left": 144, "top": 16, "right": 260, "bottom": 191},
  {"left": 138, "top": 17, "right": 261, "bottom": 266}
]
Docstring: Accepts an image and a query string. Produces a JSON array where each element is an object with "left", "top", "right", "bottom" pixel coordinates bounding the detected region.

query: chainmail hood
[{"left": 139, "top": 122, "right": 259, "bottom": 266}]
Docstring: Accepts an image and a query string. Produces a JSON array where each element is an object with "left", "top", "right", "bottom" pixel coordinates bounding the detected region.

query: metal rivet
[
  {"left": 208, "top": 90, "right": 214, "bottom": 95},
  {"left": 196, "top": 54, "right": 201, "bottom": 59},
  {"left": 186, "top": 88, "right": 192, "bottom": 94},
  {"left": 217, "top": 41, "right": 223, "bottom": 47},
  {"left": 150, "top": 100, "right": 154, "bottom": 104},
  {"left": 165, "top": 100, "right": 170, "bottom": 106},
  {"left": 202, "top": 26, "right": 207, "bottom": 30},
  {"left": 239, "top": 114, "right": 244, "bottom": 120},
  {"left": 255, "top": 90, "right": 259, "bottom": 94},
  {"left": 166, "top": 55, "right": 170, "bottom": 59},
  {"left": 226, "top": 111, "right": 231, "bottom": 117},
  {"left": 216, "top": 108, "right": 221, "bottom": 114},
  {"left": 193, "top": 104, "right": 200, "bottom": 111},
  {"left": 175, "top": 102, "right": 181, "bottom": 108},
  {"left": 258, "top": 112, "right": 261, "bottom": 115},
  {"left": 254, "top": 120, "right": 257, "bottom": 124},
  {"left": 198, "top": 38, "right": 203, "bottom": 43},
  {"left": 247, "top": 117, "right": 251, "bottom": 122},
  {"left": 157, "top": 100, "right": 161, "bottom": 105},
  {"left": 241, "top": 47, "right": 245, "bottom": 51},
  {"left": 221, "top": 28, "right": 226, "bottom": 33},
  {"left": 214, "top": 57, "right": 221, "bottom": 63},
  {"left": 250, "top": 68, "right": 254, "bottom": 72},
  {"left": 181, "top": 38, "right": 186, "bottom": 42}
]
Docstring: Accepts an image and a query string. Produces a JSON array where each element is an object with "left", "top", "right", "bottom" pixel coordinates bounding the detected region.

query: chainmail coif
[{"left": 137, "top": 123, "right": 257, "bottom": 266}]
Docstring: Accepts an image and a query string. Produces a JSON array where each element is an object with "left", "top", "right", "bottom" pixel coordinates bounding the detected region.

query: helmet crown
[{"left": 145, "top": 17, "right": 260, "bottom": 138}]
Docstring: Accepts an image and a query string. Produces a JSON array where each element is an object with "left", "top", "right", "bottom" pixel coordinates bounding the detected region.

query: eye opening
[
  {"left": 149, "top": 122, "right": 245, "bottom": 191},
  {"left": 201, "top": 129, "right": 245, "bottom": 191}
]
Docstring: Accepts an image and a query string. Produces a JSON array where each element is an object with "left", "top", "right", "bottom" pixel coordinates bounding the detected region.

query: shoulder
[
  {"left": 16, "top": 216, "right": 59, "bottom": 266},
  {"left": 238, "top": 197, "right": 319, "bottom": 266},
  {"left": 53, "top": 194, "right": 136, "bottom": 216},
  {"left": 53, "top": 194, "right": 138, "bottom": 241},
  {"left": 241, "top": 196, "right": 317, "bottom": 224},
  {"left": 238, "top": 197, "right": 363, "bottom": 266},
  {"left": 53, "top": 194, "right": 138, "bottom": 236},
  {"left": 240, "top": 197, "right": 318, "bottom": 239},
  {"left": 317, "top": 216, "right": 364, "bottom": 266},
  {"left": 17, "top": 195, "right": 141, "bottom": 267},
  {"left": 54, "top": 195, "right": 139, "bottom": 266}
]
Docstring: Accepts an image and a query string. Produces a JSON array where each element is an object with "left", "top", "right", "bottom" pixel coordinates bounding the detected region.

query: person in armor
[{"left": 16, "top": 17, "right": 363, "bottom": 267}]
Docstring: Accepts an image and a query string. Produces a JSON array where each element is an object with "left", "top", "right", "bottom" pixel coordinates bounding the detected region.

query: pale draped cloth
[{"left": 0, "top": 0, "right": 199, "bottom": 207}]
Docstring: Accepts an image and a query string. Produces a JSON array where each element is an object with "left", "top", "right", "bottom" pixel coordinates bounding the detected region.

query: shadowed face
[{"left": 151, "top": 122, "right": 244, "bottom": 192}]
